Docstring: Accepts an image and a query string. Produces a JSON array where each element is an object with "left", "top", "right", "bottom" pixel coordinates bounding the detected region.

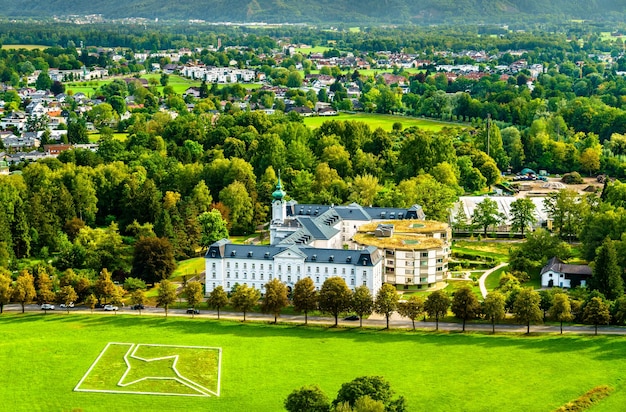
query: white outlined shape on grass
[{"left": 74, "top": 342, "right": 222, "bottom": 397}]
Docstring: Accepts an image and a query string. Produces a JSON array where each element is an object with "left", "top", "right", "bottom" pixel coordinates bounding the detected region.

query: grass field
[
  {"left": 1, "top": 44, "right": 46, "bottom": 50},
  {"left": 1, "top": 314, "right": 625, "bottom": 411},
  {"left": 303, "top": 113, "right": 460, "bottom": 132},
  {"left": 171, "top": 257, "right": 205, "bottom": 282}
]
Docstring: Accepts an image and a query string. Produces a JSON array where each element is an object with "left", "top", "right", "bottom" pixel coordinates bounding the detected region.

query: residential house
[{"left": 540, "top": 257, "right": 592, "bottom": 288}]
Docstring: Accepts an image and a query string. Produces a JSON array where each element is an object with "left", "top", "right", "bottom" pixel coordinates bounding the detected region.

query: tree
[
  {"left": 198, "top": 209, "right": 229, "bottom": 249},
  {"left": 589, "top": 237, "right": 624, "bottom": 300},
  {"left": 510, "top": 198, "right": 536, "bottom": 236},
  {"left": 451, "top": 284, "right": 481, "bottom": 332},
  {"left": 261, "top": 278, "right": 289, "bottom": 323},
  {"left": 482, "top": 291, "right": 506, "bottom": 334},
  {"left": 35, "top": 70, "right": 52, "bottom": 90},
  {"left": 231, "top": 284, "right": 261, "bottom": 322},
  {"left": 319, "top": 277, "right": 353, "bottom": 327},
  {"left": 0, "top": 270, "right": 13, "bottom": 314},
  {"left": 548, "top": 293, "right": 573, "bottom": 334},
  {"left": 424, "top": 290, "right": 450, "bottom": 331},
  {"left": 156, "top": 279, "right": 177, "bottom": 318},
  {"left": 292, "top": 277, "right": 317, "bottom": 325},
  {"left": 351, "top": 285, "right": 374, "bottom": 328},
  {"left": 182, "top": 281, "right": 204, "bottom": 318},
  {"left": 219, "top": 181, "right": 254, "bottom": 235},
  {"left": 13, "top": 270, "right": 36, "bottom": 313},
  {"left": 130, "top": 289, "right": 147, "bottom": 315},
  {"left": 333, "top": 376, "right": 404, "bottom": 411},
  {"left": 512, "top": 288, "right": 543, "bottom": 334},
  {"left": 56, "top": 286, "right": 78, "bottom": 314},
  {"left": 131, "top": 237, "right": 176, "bottom": 284},
  {"left": 397, "top": 295, "right": 425, "bottom": 331},
  {"left": 94, "top": 269, "right": 116, "bottom": 304},
  {"left": 583, "top": 297, "right": 611, "bottom": 335},
  {"left": 285, "top": 385, "right": 330, "bottom": 412},
  {"left": 543, "top": 190, "right": 588, "bottom": 242},
  {"left": 580, "top": 147, "right": 600, "bottom": 176},
  {"left": 207, "top": 286, "right": 229, "bottom": 319},
  {"left": 85, "top": 293, "right": 97, "bottom": 314},
  {"left": 374, "top": 283, "right": 399, "bottom": 330},
  {"left": 471, "top": 198, "right": 504, "bottom": 237},
  {"left": 36, "top": 271, "right": 55, "bottom": 312}
]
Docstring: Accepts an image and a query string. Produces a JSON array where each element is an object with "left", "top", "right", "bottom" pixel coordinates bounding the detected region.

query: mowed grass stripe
[{"left": 0, "top": 314, "right": 624, "bottom": 411}]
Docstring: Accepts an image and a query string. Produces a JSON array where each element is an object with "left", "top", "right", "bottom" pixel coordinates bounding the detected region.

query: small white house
[{"left": 540, "top": 257, "right": 592, "bottom": 289}]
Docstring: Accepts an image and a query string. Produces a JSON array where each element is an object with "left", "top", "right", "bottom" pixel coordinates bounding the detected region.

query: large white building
[{"left": 205, "top": 178, "right": 449, "bottom": 297}]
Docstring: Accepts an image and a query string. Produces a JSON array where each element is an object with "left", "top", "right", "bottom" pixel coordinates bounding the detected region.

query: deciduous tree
[
  {"left": 583, "top": 297, "right": 611, "bottom": 335},
  {"left": 424, "top": 290, "right": 450, "bottom": 331},
  {"left": 13, "top": 270, "right": 36, "bottom": 313},
  {"left": 319, "top": 277, "right": 352, "bottom": 327},
  {"left": 231, "top": 284, "right": 261, "bottom": 322},
  {"left": 548, "top": 292, "right": 573, "bottom": 334},
  {"left": 130, "top": 289, "right": 147, "bottom": 315},
  {"left": 131, "top": 237, "right": 176, "bottom": 284},
  {"left": 56, "top": 286, "right": 78, "bottom": 314},
  {"left": 293, "top": 277, "right": 317, "bottom": 325},
  {"left": 0, "top": 270, "right": 12, "bottom": 314},
  {"left": 94, "top": 268, "right": 116, "bottom": 304},
  {"left": 471, "top": 198, "right": 504, "bottom": 237},
  {"left": 198, "top": 209, "right": 229, "bottom": 250},
  {"left": 510, "top": 198, "right": 536, "bottom": 236},
  {"left": 451, "top": 284, "right": 481, "bottom": 332},
  {"left": 285, "top": 385, "right": 330, "bottom": 412},
  {"left": 512, "top": 288, "right": 543, "bottom": 334},
  {"left": 261, "top": 278, "right": 289, "bottom": 323},
  {"left": 182, "top": 281, "right": 204, "bottom": 318},
  {"left": 85, "top": 293, "right": 97, "bottom": 314},
  {"left": 482, "top": 291, "right": 506, "bottom": 334},
  {"left": 351, "top": 285, "right": 374, "bottom": 328},
  {"left": 207, "top": 286, "right": 229, "bottom": 319},
  {"left": 156, "top": 279, "right": 177, "bottom": 318},
  {"left": 374, "top": 283, "right": 399, "bottom": 329},
  {"left": 398, "top": 294, "right": 425, "bottom": 331}
]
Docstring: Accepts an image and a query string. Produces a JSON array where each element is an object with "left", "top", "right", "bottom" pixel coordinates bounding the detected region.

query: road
[{"left": 4, "top": 303, "right": 626, "bottom": 336}]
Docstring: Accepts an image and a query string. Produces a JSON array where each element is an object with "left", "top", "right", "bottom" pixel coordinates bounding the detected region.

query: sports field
[
  {"left": 303, "top": 113, "right": 462, "bottom": 132},
  {"left": 1, "top": 314, "right": 625, "bottom": 411}
]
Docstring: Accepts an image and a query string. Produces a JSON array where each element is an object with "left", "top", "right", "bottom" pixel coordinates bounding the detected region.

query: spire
[{"left": 272, "top": 170, "right": 286, "bottom": 201}]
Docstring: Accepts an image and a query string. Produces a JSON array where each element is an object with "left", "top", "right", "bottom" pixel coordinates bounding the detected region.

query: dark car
[
  {"left": 344, "top": 315, "right": 359, "bottom": 321},
  {"left": 131, "top": 304, "right": 145, "bottom": 310},
  {"left": 186, "top": 308, "right": 200, "bottom": 314}
]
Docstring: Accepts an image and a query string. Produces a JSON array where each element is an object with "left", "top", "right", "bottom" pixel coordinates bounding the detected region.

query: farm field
[
  {"left": 1, "top": 314, "right": 625, "bottom": 411},
  {"left": 1, "top": 44, "right": 46, "bottom": 50},
  {"left": 303, "top": 112, "right": 462, "bottom": 132}
]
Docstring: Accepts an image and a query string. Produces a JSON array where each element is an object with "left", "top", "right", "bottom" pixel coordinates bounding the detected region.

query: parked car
[
  {"left": 59, "top": 302, "right": 74, "bottom": 308},
  {"left": 103, "top": 305, "right": 119, "bottom": 311},
  {"left": 186, "top": 308, "right": 200, "bottom": 314},
  {"left": 344, "top": 315, "right": 359, "bottom": 321},
  {"left": 41, "top": 303, "right": 55, "bottom": 310},
  {"left": 95, "top": 303, "right": 105, "bottom": 309},
  {"left": 131, "top": 304, "right": 145, "bottom": 310}
]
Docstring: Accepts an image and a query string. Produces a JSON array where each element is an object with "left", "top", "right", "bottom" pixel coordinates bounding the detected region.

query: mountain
[{"left": 1, "top": 0, "right": 625, "bottom": 24}]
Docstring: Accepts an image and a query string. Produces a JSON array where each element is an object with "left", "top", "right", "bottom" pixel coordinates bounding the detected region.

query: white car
[
  {"left": 103, "top": 305, "right": 119, "bottom": 311},
  {"left": 59, "top": 302, "right": 74, "bottom": 308},
  {"left": 41, "top": 303, "right": 55, "bottom": 310}
]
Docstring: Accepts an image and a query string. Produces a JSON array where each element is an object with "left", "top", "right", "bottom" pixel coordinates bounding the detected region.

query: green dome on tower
[{"left": 272, "top": 177, "right": 286, "bottom": 201}]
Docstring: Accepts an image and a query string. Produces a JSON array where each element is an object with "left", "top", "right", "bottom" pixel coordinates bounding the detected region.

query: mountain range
[{"left": 1, "top": 0, "right": 626, "bottom": 24}]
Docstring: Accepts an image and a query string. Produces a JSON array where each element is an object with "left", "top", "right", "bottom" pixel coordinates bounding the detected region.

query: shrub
[{"left": 561, "top": 172, "right": 583, "bottom": 184}]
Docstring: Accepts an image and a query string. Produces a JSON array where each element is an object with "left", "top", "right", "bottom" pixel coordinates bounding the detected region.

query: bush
[
  {"left": 561, "top": 172, "right": 583, "bottom": 184},
  {"left": 554, "top": 385, "right": 613, "bottom": 411}
]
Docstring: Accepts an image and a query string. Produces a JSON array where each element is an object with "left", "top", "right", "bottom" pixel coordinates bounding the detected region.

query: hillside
[{"left": 0, "top": 0, "right": 625, "bottom": 24}]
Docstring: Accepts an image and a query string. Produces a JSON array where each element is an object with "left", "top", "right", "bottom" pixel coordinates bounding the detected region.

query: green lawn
[
  {"left": 0, "top": 314, "right": 625, "bottom": 411},
  {"left": 171, "top": 257, "right": 206, "bottom": 282},
  {"left": 88, "top": 132, "right": 128, "bottom": 143},
  {"left": 303, "top": 113, "right": 459, "bottom": 132},
  {"left": 485, "top": 265, "right": 509, "bottom": 291}
]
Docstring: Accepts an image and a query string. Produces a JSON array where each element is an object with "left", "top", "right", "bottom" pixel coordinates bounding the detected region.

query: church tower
[{"left": 270, "top": 174, "right": 287, "bottom": 244}]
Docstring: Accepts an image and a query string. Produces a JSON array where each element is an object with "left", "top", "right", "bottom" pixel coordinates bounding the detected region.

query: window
[
  {"left": 243, "top": 263, "right": 247, "bottom": 269},
  {"left": 261, "top": 274, "right": 264, "bottom": 280},
  {"left": 307, "top": 267, "right": 311, "bottom": 273},
  {"left": 278, "top": 265, "right": 282, "bottom": 272},
  {"left": 325, "top": 267, "right": 328, "bottom": 274},
  {"left": 333, "top": 268, "right": 337, "bottom": 274},
  {"left": 363, "top": 279, "right": 367, "bottom": 286},
  {"left": 342, "top": 268, "right": 346, "bottom": 275},
  {"left": 363, "top": 271, "right": 367, "bottom": 277},
  {"left": 252, "top": 263, "right": 255, "bottom": 270},
  {"left": 351, "top": 278, "right": 355, "bottom": 285},
  {"left": 244, "top": 273, "right": 247, "bottom": 279},
  {"left": 387, "top": 260, "right": 394, "bottom": 265},
  {"left": 212, "top": 273, "right": 216, "bottom": 279},
  {"left": 351, "top": 269, "right": 355, "bottom": 275},
  {"left": 212, "top": 283, "right": 215, "bottom": 288},
  {"left": 437, "top": 267, "right": 442, "bottom": 272},
  {"left": 260, "top": 264, "right": 264, "bottom": 270},
  {"left": 235, "top": 273, "right": 239, "bottom": 279},
  {"left": 227, "top": 282, "right": 230, "bottom": 288},
  {"left": 279, "top": 275, "right": 282, "bottom": 281},
  {"left": 212, "top": 263, "right": 216, "bottom": 269},
  {"left": 252, "top": 273, "right": 255, "bottom": 280},
  {"left": 437, "top": 258, "right": 443, "bottom": 263},
  {"left": 235, "top": 262, "right": 239, "bottom": 269},
  {"left": 226, "top": 262, "right": 230, "bottom": 269},
  {"left": 316, "top": 276, "right": 320, "bottom": 283},
  {"left": 316, "top": 267, "right": 320, "bottom": 273},
  {"left": 297, "top": 266, "right": 301, "bottom": 273},
  {"left": 287, "top": 275, "right": 291, "bottom": 282},
  {"left": 422, "top": 252, "right": 428, "bottom": 258},
  {"left": 269, "top": 264, "right": 272, "bottom": 270},
  {"left": 269, "top": 274, "right": 273, "bottom": 280},
  {"left": 226, "top": 272, "right": 231, "bottom": 279},
  {"left": 287, "top": 265, "right": 291, "bottom": 273}
]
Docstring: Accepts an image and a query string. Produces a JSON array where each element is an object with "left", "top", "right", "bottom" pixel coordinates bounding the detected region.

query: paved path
[
  {"left": 5, "top": 303, "right": 626, "bottom": 336},
  {"left": 478, "top": 262, "right": 508, "bottom": 298}
]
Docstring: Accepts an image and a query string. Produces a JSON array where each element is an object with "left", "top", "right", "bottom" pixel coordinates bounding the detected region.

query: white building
[{"left": 205, "top": 240, "right": 383, "bottom": 296}]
